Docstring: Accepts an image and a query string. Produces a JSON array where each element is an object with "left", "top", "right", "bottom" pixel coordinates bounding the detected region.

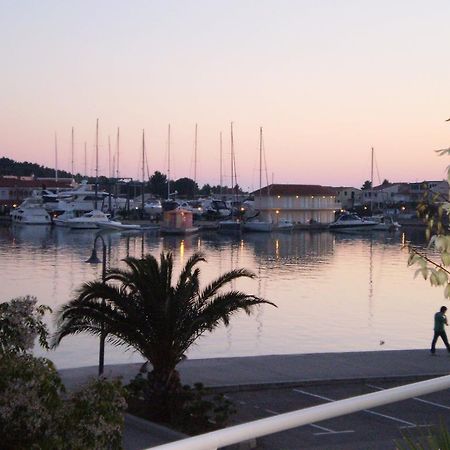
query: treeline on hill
[
  {"left": 0, "top": 157, "right": 246, "bottom": 198},
  {"left": 0, "top": 157, "right": 74, "bottom": 179}
]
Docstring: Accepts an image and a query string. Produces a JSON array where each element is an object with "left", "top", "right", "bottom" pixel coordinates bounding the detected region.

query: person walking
[{"left": 431, "top": 306, "right": 450, "bottom": 354}]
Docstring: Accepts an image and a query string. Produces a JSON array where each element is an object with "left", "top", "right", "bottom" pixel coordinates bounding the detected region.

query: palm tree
[{"left": 52, "top": 251, "right": 275, "bottom": 420}]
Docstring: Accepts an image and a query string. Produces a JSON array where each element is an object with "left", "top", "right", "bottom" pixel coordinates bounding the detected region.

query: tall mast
[
  {"left": 259, "top": 126, "right": 263, "bottom": 205},
  {"left": 84, "top": 142, "right": 87, "bottom": 177},
  {"left": 370, "top": 146, "right": 374, "bottom": 214},
  {"left": 167, "top": 123, "right": 171, "bottom": 200},
  {"left": 230, "top": 122, "right": 234, "bottom": 202},
  {"left": 194, "top": 123, "right": 198, "bottom": 185},
  {"left": 54, "top": 132, "right": 58, "bottom": 188},
  {"left": 94, "top": 119, "right": 99, "bottom": 210},
  {"left": 142, "top": 129, "right": 145, "bottom": 212},
  {"left": 108, "top": 135, "right": 111, "bottom": 178},
  {"left": 71, "top": 126, "right": 74, "bottom": 176},
  {"left": 116, "top": 127, "right": 120, "bottom": 179},
  {"left": 219, "top": 131, "right": 223, "bottom": 196}
]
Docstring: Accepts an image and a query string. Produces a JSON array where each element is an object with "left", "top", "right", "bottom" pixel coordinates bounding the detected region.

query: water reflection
[{"left": 0, "top": 225, "right": 442, "bottom": 369}]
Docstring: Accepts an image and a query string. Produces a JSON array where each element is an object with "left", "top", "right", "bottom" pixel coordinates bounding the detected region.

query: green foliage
[
  {"left": 0, "top": 156, "right": 74, "bottom": 179},
  {"left": 125, "top": 374, "right": 235, "bottom": 434},
  {"left": 408, "top": 149, "right": 450, "bottom": 297},
  {"left": 149, "top": 170, "right": 168, "bottom": 197},
  {"left": 0, "top": 354, "right": 65, "bottom": 450},
  {"left": 173, "top": 177, "right": 198, "bottom": 197},
  {"left": 53, "top": 251, "right": 275, "bottom": 422},
  {"left": 0, "top": 296, "right": 51, "bottom": 354},
  {"left": 396, "top": 422, "right": 450, "bottom": 450},
  {"left": 0, "top": 353, "right": 126, "bottom": 450},
  {"left": 0, "top": 296, "right": 126, "bottom": 449},
  {"left": 361, "top": 180, "right": 372, "bottom": 190}
]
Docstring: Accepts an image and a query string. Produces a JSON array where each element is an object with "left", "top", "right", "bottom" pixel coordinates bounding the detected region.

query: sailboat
[
  {"left": 244, "top": 127, "right": 273, "bottom": 232},
  {"left": 219, "top": 122, "right": 243, "bottom": 232},
  {"left": 244, "top": 128, "right": 293, "bottom": 232}
]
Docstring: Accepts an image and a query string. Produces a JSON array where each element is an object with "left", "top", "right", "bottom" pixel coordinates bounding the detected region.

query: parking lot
[{"left": 225, "top": 380, "right": 450, "bottom": 449}]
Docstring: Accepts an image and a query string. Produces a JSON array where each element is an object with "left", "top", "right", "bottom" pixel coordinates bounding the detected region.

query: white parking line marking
[
  {"left": 293, "top": 388, "right": 416, "bottom": 427},
  {"left": 367, "top": 384, "right": 450, "bottom": 411},
  {"left": 264, "top": 407, "right": 354, "bottom": 434},
  {"left": 314, "top": 430, "right": 356, "bottom": 436}
]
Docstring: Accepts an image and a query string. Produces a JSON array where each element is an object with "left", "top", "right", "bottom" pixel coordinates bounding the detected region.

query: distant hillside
[{"left": 0, "top": 157, "right": 74, "bottom": 179}]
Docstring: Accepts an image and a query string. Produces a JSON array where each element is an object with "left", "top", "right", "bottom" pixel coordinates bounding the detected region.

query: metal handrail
[{"left": 149, "top": 374, "right": 450, "bottom": 450}]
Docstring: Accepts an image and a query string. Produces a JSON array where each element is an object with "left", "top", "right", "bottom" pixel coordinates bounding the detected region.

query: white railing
[{"left": 149, "top": 374, "right": 450, "bottom": 450}]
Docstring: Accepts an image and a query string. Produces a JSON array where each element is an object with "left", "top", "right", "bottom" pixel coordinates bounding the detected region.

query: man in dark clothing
[{"left": 431, "top": 306, "right": 450, "bottom": 354}]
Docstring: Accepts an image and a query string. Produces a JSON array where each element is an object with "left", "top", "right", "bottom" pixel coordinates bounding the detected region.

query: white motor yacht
[
  {"left": 10, "top": 195, "right": 52, "bottom": 225},
  {"left": 53, "top": 210, "right": 78, "bottom": 227},
  {"left": 329, "top": 213, "right": 377, "bottom": 230},
  {"left": 67, "top": 210, "right": 111, "bottom": 230},
  {"left": 144, "top": 199, "right": 163, "bottom": 216}
]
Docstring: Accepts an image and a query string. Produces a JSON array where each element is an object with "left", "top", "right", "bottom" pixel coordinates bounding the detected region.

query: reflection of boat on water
[
  {"left": 243, "top": 230, "right": 335, "bottom": 261},
  {"left": 329, "top": 213, "right": 377, "bottom": 231},
  {"left": 10, "top": 224, "right": 52, "bottom": 243}
]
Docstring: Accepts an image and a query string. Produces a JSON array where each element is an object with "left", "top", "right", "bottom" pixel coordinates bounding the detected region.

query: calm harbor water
[{"left": 0, "top": 224, "right": 442, "bottom": 369}]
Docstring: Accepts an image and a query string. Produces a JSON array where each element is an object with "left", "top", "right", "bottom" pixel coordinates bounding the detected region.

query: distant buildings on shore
[{"left": 1, "top": 175, "right": 448, "bottom": 225}]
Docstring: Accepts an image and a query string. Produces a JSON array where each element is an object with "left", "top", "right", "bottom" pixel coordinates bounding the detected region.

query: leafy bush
[
  {"left": 0, "top": 296, "right": 127, "bottom": 449},
  {"left": 0, "top": 295, "right": 51, "bottom": 354},
  {"left": 397, "top": 422, "right": 450, "bottom": 450},
  {"left": 125, "top": 374, "right": 235, "bottom": 435}
]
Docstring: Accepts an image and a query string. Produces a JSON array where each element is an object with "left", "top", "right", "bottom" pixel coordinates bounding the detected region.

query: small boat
[
  {"left": 244, "top": 220, "right": 273, "bottom": 232},
  {"left": 10, "top": 195, "right": 52, "bottom": 225},
  {"left": 329, "top": 213, "right": 377, "bottom": 230},
  {"left": 369, "top": 215, "right": 401, "bottom": 231},
  {"left": 274, "top": 219, "right": 294, "bottom": 231},
  {"left": 97, "top": 220, "right": 141, "bottom": 231},
  {"left": 218, "top": 219, "right": 243, "bottom": 232},
  {"left": 144, "top": 199, "right": 163, "bottom": 216},
  {"left": 67, "top": 210, "right": 111, "bottom": 230}
]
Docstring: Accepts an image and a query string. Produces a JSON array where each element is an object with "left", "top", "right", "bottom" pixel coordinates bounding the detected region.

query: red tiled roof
[
  {"left": 0, "top": 178, "right": 71, "bottom": 188},
  {"left": 252, "top": 184, "right": 337, "bottom": 196}
]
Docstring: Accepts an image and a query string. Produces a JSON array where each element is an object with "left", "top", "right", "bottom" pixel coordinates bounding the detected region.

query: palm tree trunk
[{"left": 146, "top": 366, "right": 182, "bottom": 422}]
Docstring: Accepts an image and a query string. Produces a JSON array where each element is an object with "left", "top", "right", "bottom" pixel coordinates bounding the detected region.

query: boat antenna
[{"left": 230, "top": 122, "right": 234, "bottom": 205}]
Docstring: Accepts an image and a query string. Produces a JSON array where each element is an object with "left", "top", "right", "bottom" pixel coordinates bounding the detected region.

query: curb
[{"left": 204, "top": 372, "right": 450, "bottom": 393}]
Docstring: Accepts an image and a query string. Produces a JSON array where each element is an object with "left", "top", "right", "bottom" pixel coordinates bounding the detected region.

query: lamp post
[{"left": 85, "top": 233, "right": 107, "bottom": 376}]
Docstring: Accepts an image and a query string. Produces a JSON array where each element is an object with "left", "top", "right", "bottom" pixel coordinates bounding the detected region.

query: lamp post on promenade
[{"left": 85, "top": 233, "right": 107, "bottom": 376}]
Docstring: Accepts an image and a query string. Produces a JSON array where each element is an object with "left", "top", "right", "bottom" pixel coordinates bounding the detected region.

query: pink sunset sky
[{"left": 1, "top": 0, "right": 450, "bottom": 191}]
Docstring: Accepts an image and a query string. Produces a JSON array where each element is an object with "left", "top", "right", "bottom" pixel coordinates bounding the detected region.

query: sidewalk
[{"left": 58, "top": 349, "right": 450, "bottom": 449}]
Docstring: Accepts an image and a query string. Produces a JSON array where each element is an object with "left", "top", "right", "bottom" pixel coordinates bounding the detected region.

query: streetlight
[{"left": 85, "top": 233, "right": 107, "bottom": 376}]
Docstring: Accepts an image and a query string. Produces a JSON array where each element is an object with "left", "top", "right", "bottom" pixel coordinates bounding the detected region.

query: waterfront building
[
  {"left": 251, "top": 184, "right": 339, "bottom": 224},
  {"left": 0, "top": 177, "right": 72, "bottom": 207}
]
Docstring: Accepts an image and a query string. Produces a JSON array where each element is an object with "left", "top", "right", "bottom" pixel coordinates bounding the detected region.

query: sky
[{"left": 1, "top": 0, "right": 450, "bottom": 191}]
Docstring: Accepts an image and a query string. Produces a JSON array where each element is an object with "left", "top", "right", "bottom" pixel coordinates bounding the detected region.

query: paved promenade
[{"left": 58, "top": 349, "right": 450, "bottom": 449}]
